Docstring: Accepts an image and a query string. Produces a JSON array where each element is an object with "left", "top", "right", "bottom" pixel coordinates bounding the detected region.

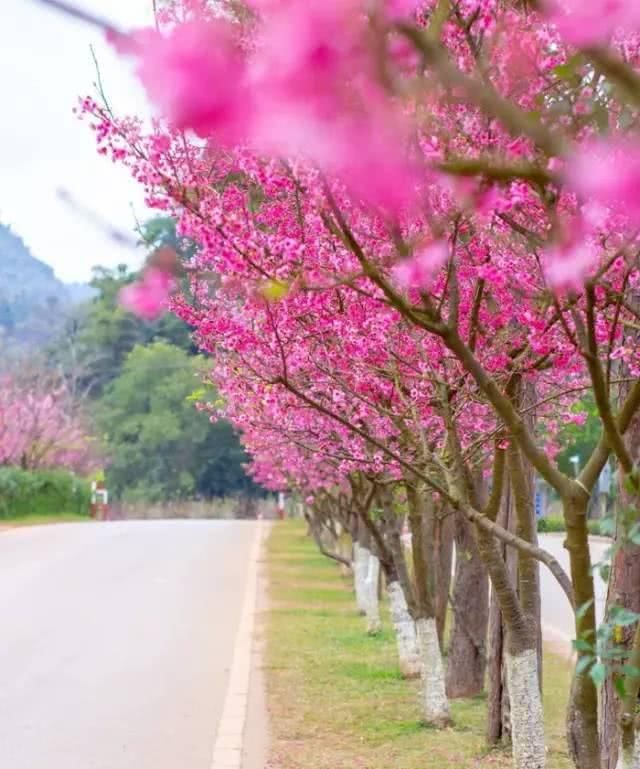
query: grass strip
[{"left": 265, "top": 520, "right": 573, "bottom": 769}]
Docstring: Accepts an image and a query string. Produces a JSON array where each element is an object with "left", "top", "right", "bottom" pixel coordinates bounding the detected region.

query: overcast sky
[{"left": 0, "top": 1, "right": 157, "bottom": 283}]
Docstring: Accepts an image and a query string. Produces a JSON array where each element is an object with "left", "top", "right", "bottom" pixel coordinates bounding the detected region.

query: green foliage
[
  {"left": 195, "top": 419, "right": 261, "bottom": 498},
  {"left": 0, "top": 467, "right": 90, "bottom": 518},
  {"left": 572, "top": 600, "right": 640, "bottom": 693},
  {"left": 587, "top": 519, "right": 615, "bottom": 537},
  {"left": 97, "top": 342, "right": 206, "bottom": 502},
  {"left": 97, "top": 341, "right": 260, "bottom": 502},
  {"left": 538, "top": 516, "right": 566, "bottom": 533},
  {"left": 46, "top": 217, "right": 260, "bottom": 501},
  {"left": 537, "top": 516, "right": 615, "bottom": 536},
  {"left": 138, "top": 216, "right": 196, "bottom": 260},
  {"left": 554, "top": 395, "right": 601, "bottom": 477},
  {"left": 53, "top": 263, "right": 195, "bottom": 397}
]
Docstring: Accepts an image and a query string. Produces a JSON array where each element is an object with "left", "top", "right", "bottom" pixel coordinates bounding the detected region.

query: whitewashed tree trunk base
[
  {"left": 506, "top": 648, "right": 546, "bottom": 769},
  {"left": 617, "top": 731, "right": 640, "bottom": 769},
  {"left": 353, "top": 543, "right": 369, "bottom": 615},
  {"left": 416, "top": 617, "right": 451, "bottom": 727},
  {"left": 388, "top": 580, "right": 421, "bottom": 678},
  {"left": 365, "top": 554, "right": 382, "bottom": 635}
]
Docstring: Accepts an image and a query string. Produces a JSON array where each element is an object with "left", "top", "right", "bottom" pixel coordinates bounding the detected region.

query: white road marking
[{"left": 210, "top": 522, "right": 265, "bottom": 769}]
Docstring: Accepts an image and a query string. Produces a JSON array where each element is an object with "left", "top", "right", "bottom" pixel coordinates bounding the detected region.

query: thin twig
[{"left": 32, "top": 0, "right": 119, "bottom": 34}]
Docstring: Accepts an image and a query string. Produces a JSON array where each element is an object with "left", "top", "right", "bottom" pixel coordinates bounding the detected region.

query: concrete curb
[
  {"left": 539, "top": 531, "right": 612, "bottom": 545},
  {"left": 210, "top": 521, "right": 267, "bottom": 769}
]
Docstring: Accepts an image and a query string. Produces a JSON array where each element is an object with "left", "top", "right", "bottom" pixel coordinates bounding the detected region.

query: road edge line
[{"left": 210, "top": 521, "right": 266, "bottom": 769}]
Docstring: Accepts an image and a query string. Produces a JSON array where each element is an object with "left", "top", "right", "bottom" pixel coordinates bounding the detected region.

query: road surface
[
  {"left": 0, "top": 520, "right": 265, "bottom": 769},
  {"left": 538, "top": 532, "right": 610, "bottom": 652}
]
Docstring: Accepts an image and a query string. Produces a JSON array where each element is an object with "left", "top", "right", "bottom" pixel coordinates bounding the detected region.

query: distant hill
[{"left": 0, "top": 224, "right": 92, "bottom": 351}]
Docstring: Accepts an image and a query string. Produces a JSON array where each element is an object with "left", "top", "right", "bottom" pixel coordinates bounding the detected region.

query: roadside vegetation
[{"left": 266, "top": 522, "right": 573, "bottom": 769}]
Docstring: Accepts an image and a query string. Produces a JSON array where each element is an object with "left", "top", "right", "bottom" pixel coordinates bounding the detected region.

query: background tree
[{"left": 96, "top": 341, "right": 260, "bottom": 502}]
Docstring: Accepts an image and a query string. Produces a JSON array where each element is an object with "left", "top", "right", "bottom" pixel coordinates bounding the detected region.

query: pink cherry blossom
[
  {"left": 544, "top": 239, "right": 599, "bottom": 289},
  {"left": 383, "top": 0, "right": 423, "bottom": 21},
  {"left": 392, "top": 241, "right": 449, "bottom": 289},
  {"left": 120, "top": 268, "right": 176, "bottom": 320},
  {"left": 120, "top": 21, "right": 249, "bottom": 141},
  {"left": 75, "top": 7, "right": 640, "bottom": 758},
  {"left": 0, "top": 377, "right": 97, "bottom": 474},
  {"left": 545, "top": 0, "right": 640, "bottom": 46},
  {"left": 564, "top": 139, "right": 640, "bottom": 226}
]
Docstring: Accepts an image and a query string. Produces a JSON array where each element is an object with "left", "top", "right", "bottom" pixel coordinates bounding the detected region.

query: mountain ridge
[{"left": 0, "top": 223, "right": 91, "bottom": 349}]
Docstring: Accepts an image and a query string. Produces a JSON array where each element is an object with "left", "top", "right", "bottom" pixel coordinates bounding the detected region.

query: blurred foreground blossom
[
  {"left": 545, "top": 0, "right": 640, "bottom": 46},
  {"left": 392, "top": 241, "right": 449, "bottom": 289},
  {"left": 120, "top": 267, "right": 176, "bottom": 319},
  {"left": 565, "top": 139, "right": 640, "bottom": 226},
  {"left": 114, "top": 20, "right": 250, "bottom": 143}
]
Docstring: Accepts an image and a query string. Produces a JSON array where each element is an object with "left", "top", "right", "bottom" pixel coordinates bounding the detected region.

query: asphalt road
[
  {"left": 0, "top": 520, "right": 261, "bottom": 769},
  {"left": 538, "top": 532, "right": 610, "bottom": 650}
]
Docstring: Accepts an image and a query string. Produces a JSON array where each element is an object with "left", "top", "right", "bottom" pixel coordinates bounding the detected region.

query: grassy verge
[
  {"left": 265, "top": 520, "right": 572, "bottom": 769},
  {"left": 0, "top": 512, "right": 92, "bottom": 528}
]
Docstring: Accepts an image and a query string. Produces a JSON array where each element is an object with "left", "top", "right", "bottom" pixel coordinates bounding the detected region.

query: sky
[{"left": 0, "top": 0, "right": 157, "bottom": 283}]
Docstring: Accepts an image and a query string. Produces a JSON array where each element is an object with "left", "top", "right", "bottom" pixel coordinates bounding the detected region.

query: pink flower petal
[
  {"left": 120, "top": 268, "right": 176, "bottom": 320},
  {"left": 565, "top": 139, "right": 640, "bottom": 226},
  {"left": 118, "top": 21, "right": 250, "bottom": 142},
  {"left": 392, "top": 241, "right": 449, "bottom": 289},
  {"left": 545, "top": 0, "right": 640, "bottom": 46}
]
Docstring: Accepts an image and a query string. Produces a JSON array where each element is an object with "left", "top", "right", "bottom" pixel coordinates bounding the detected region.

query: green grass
[
  {"left": 1, "top": 512, "right": 92, "bottom": 527},
  {"left": 265, "top": 521, "right": 573, "bottom": 769}
]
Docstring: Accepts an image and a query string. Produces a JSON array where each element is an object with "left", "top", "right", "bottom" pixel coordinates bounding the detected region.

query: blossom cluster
[{"left": 77, "top": 0, "right": 640, "bottom": 496}]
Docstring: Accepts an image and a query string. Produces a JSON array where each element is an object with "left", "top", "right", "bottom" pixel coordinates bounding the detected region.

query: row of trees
[{"left": 57, "top": 0, "right": 640, "bottom": 767}]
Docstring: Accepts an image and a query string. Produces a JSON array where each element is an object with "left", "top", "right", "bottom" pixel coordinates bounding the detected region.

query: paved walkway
[{"left": 0, "top": 520, "right": 267, "bottom": 769}]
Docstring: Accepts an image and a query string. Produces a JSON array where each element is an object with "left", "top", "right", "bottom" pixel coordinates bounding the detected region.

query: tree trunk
[
  {"left": 487, "top": 591, "right": 506, "bottom": 745},
  {"left": 435, "top": 510, "right": 454, "bottom": 647},
  {"left": 506, "top": 648, "right": 546, "bottom": 769},
  {"left": 487, "top": 474, "right": 515, "bottom": 745},
  {"left": 508, "top": 442, "right": 543, "bottom": 688},
  {"left": 446, "top": 511, "right": 488, "bottom": 698},
  {"left": 564, "top": 492, "right": 602, "bottom": 769},
  {"left": 475, "top": 523, "right": 546, "bottom": 769},
  {"left": 386, "top": 511, "right": 421, "bottom": 678},
  {"left": 338, "top": 530, "right": 352, "bottom": 577},
  {"left": 361, "top": 493, "right": 419, "bottom": 674},
  {"left": 617, "top": 731, "right": 640, "bottom": 769},
  {"left": 388, "top": 579, "right": 421, "bottom": 677},
  {"left": 407, "top": 483, "right": 451, "bottom": 727},
  {"left": 353, "top": 524, "right": 371, "bottom": 616},
  {"left": 417, "top": 617, "right": 451, "bottom": 726},
  {"left": 364, "top": 550, "right": 382, "bottom": 635},
  {"left": 601, "top": 396, "right": 640, "bottom": 769},
  {"left": 601, "top": 538, "right": 640, "bottom": 769}
]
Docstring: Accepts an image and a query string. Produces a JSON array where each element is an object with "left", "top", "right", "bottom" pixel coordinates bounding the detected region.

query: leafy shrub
[
  {"left": 587, "top": 519, "right": 615, "bottom": 537},
  {"left": 537, "top": 515, "right": 613, "bottom": 537},
  {"left": 537, "top": 516, "right": 566, "bottom": 533},
  {"left": 0, "top": 467, "right": 91, "bottom": 518},
  {"left": 587, "top": 520, "right": 601, "bottom": 536}
]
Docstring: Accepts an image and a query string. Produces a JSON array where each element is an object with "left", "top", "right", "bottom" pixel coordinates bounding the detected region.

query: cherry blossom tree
[
  {"left": 0, "top": 374, "right": 97, "bottom": 475},
  {"left": 35, "top": 0, "right": 640, "bottom": 766}
]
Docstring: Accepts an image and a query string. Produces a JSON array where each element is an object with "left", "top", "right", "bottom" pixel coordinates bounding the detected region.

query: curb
[
  {"left": 210, "top": 521, "right": 266, "bottom": 769},
  {"left": 538, "top": 531, "right": 612, "bottom": 544}
]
